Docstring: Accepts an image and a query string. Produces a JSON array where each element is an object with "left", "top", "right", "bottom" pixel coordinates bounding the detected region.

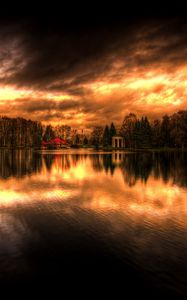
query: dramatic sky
[{"left": 0, "top": 16, "right": 187, "bottom": 128}]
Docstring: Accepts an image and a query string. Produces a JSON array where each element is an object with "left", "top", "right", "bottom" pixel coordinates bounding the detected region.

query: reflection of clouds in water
[
  {"left": 0, "top": 152, "right": 186, "bottom": 291},
  {"left": 0, "top": 212, "right": 41, "bottom": 278},
  {"left": 0, "top": 150, "right": 187, "bottom": 187},
  {"left": 79, "top": 176, "right": 187, "bottom": 221},
  {"left": 0, "top": 151, "right": 185, "bottom": 297},
  {"left": 0, "top": 213, "right": 29, "bottom": 256},
  {"left": 0, "top": 152, "right": 186, "bottom": 228}
]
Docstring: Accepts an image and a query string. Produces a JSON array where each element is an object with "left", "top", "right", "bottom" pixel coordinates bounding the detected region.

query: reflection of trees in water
[
  {"left": 61, "top": 155, "right": 71, "bottom": 170},
  {"left": 89, "top": 154, "right": 116, "bottom": 175},
  {"left": 44, "top": 153, "right": 89, "bottom": 172},
  {"left": 0, "top": 150, "right": 187, "bottom": 188},
  {"left": 161, "top": 151, "right": 187, "bottom": 187},
  {"left": 42, "top": 152, "right": 187, "bottom": 187},
  {"left": 43, "top": 154, "right": 55, "bottom": 171},
  {"left": 71, "top": 154, "right": 89, "bottom": 166},
  {"left": 91, "top": 155, "right": 104, "bottom": 172},
  {"left": 103, "top": 154, "right": 116, "bottom": 175},
  {"left": 0, "top": 150, "right": 42, "bottom": 179},
  {"left": 88, "top": 152, "right": 187, "bottom": 187},
  {"left": 120, "top": 153, "right": 153, "bottom": 186},
  {"left": 157, "top": 152, "right": 172, "bottom": 183},
  {"left": 121, "top": 152, "right": 187, "bottom": 187}
]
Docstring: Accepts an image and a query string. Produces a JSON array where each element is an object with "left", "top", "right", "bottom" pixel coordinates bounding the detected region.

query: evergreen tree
[
  {"left": 133, "top": 120, "right": 143, "bottom": 149},
  {"left": 133, "top": 117, "right": 152, "bottom": 149},
  {"left": 83, "top": 136, "right": 88, "bottom": 145},
  {"left": 152, "top": 119, "right": 161, "bottom": 148},
  {"left": 74, "top": 134, "right": 80, "bottom": 145},
  {"left": 102, "top": 125, "right": 110, "bottom": 146},
  {"left": 43, "top": 125, "right": 55, "bottom": 141},
  {"left": 109, "top": 122, "right": 117, "bottom": 145},
  {"left": 160, "top": 115, "right": 171, "bottom": 147},
  {"left": 141, "top": 117, "right": 152, "bottom": 148}
]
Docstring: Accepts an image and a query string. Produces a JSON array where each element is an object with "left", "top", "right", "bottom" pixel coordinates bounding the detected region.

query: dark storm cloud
[
  {"left": 9, "top": 98, "right": 80, "bottom": 113},
  {"left": 0, "top": 17, "right": 187, "bottom": 92},
  {"left": 0, "top": 17, "right": 187, "bottom": 126}
]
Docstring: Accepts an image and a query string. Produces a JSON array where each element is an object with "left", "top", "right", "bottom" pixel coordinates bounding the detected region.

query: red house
[{"left": 42, "top": 137, "right": 69, "bottom": 147}]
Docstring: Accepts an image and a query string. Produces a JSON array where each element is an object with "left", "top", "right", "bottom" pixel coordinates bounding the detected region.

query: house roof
[{"left": 42, "top": 137, "right": 68, "bottom": 145}]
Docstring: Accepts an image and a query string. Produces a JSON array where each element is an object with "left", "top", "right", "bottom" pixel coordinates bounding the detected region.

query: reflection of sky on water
[
  {"left": 0, "top": 151, "right": 186, "bottom": 226},
  {"left": 0, "top": 150, "right": 186, "bottom": 295}
]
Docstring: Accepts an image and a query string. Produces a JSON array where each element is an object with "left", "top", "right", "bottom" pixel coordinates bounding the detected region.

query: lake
[{"left": 0, "top": 149, "right": 187, "bottom": 297}]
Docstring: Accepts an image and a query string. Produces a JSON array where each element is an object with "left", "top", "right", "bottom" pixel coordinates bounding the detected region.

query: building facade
[{"left": 112, "top": 136, "right": 125, "bottom": 148}]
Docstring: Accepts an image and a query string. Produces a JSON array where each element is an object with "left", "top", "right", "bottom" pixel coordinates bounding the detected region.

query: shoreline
[{"left": 0, "top": 146, "right": 187, "bottom": 152}]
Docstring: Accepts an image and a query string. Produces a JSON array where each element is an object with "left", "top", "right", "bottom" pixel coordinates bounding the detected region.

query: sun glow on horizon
[{"left": 0, "top": 86, "right": 32, "bottom": 101}]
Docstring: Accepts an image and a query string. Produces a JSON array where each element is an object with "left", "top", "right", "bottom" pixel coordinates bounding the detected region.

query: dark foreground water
[{"left": 0, "top": 149, "right": 187, "bottom": 297}]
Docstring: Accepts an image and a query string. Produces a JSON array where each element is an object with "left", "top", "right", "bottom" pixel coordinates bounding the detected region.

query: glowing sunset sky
[{"left": 0, "top": 17, "right": 187, "bottom": 127}]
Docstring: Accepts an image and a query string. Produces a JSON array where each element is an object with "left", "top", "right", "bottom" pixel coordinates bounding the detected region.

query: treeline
[
  {"left": 93, "top": 111, "right": 187, "bottom": 149},
  {"left": 120, "top": 111, "right": 187, "bottom": 149},
  {"left": 90, "top": 123, "right": 116, "bottom": 147},
  {"left": 0, "top": 117, "right": 43, "bottom": 147},
  {"left": 0, "top": 110, "right": 187, "bottom": 149}
]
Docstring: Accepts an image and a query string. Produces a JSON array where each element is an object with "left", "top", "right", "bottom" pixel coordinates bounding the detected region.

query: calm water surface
[{"left": 0, "top": 149, "right": 187, "bottom": 297}]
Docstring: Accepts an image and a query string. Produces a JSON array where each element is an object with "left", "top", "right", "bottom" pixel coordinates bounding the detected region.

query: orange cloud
[{"left": 0, "top": 18, "right": 187, "bottom": 127}]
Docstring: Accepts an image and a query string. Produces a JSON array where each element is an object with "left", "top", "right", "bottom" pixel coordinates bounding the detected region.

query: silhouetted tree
[
  {"left": 102, "top": 125, "right": 110, "bottom": 146},
  {"left": 90, "top": 126, "right": 103, "bottom": 147},
  {"left": 141, "top": 117, "right": 152, "bottom": 148},
  {"left": 43, "top": 125, "right": 55, "bottom": 142},
  {"left": 83, "top": 136, "right": 88, "bottom": 145},
  {"left": 152, "top": 119, "right": 161, "bottom": 148},
  {"left": 120, "top": 113, "right": 137, "bottom": 148},
  {"left": 109, "top": 122, "right": 117, "bottom": 145},
  {"left": 0, "top": 117, "right": 43, "bottom": 147},
  {"left": 133, "top": 120, "right": 143, "bottom": 149},
  {"left": 74, "top": 134, "right": 80, "bottom": 145},
  {"left": 160, "top": 115, "right": 171, "bottom": 147},
  {"left": 170, "top": 111, "right": 187, "bottom": 148}
]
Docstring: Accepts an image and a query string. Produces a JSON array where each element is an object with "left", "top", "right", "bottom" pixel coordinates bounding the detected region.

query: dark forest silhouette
[
  {"left": 0, "top": 110, "right": 187, "bottom": 148},
  {"left": 0, "top": 117, "right": 43, "bottom": 147},
  {"left": 79, "top": 110, "right": 187, "bottom": 149}
]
